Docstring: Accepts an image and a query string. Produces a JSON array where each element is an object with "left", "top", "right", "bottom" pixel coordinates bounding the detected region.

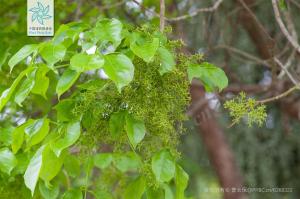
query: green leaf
[
  {"left": 279, "top": 0, "right": 287, "bottom": 10},
  {"left": 53, "top": 22, "right": 89, "bottom": 47},
  {"left": 157, "top": 47, "right": 175, "bottom": 75},
  {"left": 0, "top": 148, "right": 17, "bottom": 174},
  {"left": 187, "top": 62, "right": 228, "bottom": 92},
  {"left": 0, "top": 67, "right": 34, "bottom": 112},
  {"left": 24, "top": 145, "right": 45, "bottom": 196},
  {"left": 8, "top": 44, "right": 38, "bottom": 72},
  {"left": 64, "top": 154, "right": 81, "bottom": 178},
  {"left": 40, "top": 42, "right": 66, "bottom": 66},
  {"left": 125, "top": 114, "right": 146, "bottom": 149},
  {"left": 40, "top": 145, "right": 66, "bottom": 182},
  {"left": 39, "top": 181, "right": 59, "bottom": 199},
  {"left": 103, "top": 53, "right": 134, "bottom": 92},
  {"left": 25, "top": 118, "right": 50, "bottom": 148},
  {"left": 151, "top": 149, "right": 175, "bottom": 183},
  {"left": 146, "top": 188, "right": 164, "bottom": 199},
  {"left": 31, "top": 64, "right": 50, "bottom": 98},
  {"left": 70, "top": 53, "right": 104, "bottom": 72},
  {"left": 130, "top": 37, "right": 159, "bottom": 62},
  {"left": 91, "top": 190, "right": 113, "bottom": 199},
  {"left": 54, "top": 99, "right": 76, "bottom": 122},
  {"left": 93, "top": 153, "right": 113, "bottom": 169},
  {"left": 113, "top": 152, "right": 141, "bottom": 172},
  {"left": 163, "top": 184, "right": 174, "bottom": 199},
  {"left": 51, "top": 121, "right": 81, "bottom": 157},
  {"left": 0, "top": 47, "right": 10, "bottom": 71},
  {"left": 56, "top": 69, "right": 80, "bottom": 98},
  {"left": 62, "top": 189, "right": 82, "bottom": 199},
  {"left": 14, "top": 69, "right": 36, "bottom": 106},
  {"left": 77, "top": 79, "right": 107, "bottom": 91},
  {"left": 11, "top": 119, "right": 34, "bottom": 153},
  {"left": 94, "top": 18, "right": 123, "bottom": 47},
  {"left": 175, "top": 165, "right": 189, "bottom": 199},
  {"left": 109, "top": 111, "right": 126, "bottom": 139},
  {"left": 124, "top": 176, "right": 146, "bottom": 199}
]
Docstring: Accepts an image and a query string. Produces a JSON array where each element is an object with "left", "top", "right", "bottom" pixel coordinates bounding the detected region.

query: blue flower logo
[{"left": 29, "top": 2, "right": 52, "bottom": 25}]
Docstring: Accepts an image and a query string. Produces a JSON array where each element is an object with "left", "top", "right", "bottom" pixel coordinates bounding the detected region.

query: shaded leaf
[
  {"left": 56, "top": 69, "right": 80, "bottom": 98},
  {"left": 39, "top": 180, "right": 59, "bottom": 199},
  {"left": 125, "top": 114, "right": 146, "bottom": 149},
  {"left": 51, "top": 121, "right": 81, "bottom": 157},
  {"left": 124, "top": 176, "right": 146, "bottom": 199},
  {"left": 93, "top": 153, "right": 113, "bottom": 169},
  {"left": 62, "top": 189, "right": 82, "bottom": 199},
  {"left": 109, "top": 111, "right": 126, "bottom": 139},
  {"left": 0, "top": 148, "right": 17, "bottom": 174},
  {"left": 151, "top": 149, "right": 175, "bottom": 183}
]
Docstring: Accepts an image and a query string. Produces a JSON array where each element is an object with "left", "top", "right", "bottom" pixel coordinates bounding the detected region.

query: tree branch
[
  {"left": 272, "top": 0, "right": 300, "bottom": 54},
  {"left": 167, "top": 0, "right": 224, "bottom": 21},
  {"left": 257, "top": 83, "right": 300, "bottom": 104}
]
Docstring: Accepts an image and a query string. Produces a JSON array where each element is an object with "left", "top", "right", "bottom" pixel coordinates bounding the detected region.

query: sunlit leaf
[
  {"left": 40, "top": 42, "right": 66, "bottom": 66},
  {"left": 187, "top": 62, "right": 228, "bottom": 92},
  {"left": 103, "top": 53, "right": 134, "bottom": 92},
  {"left": 70, "top": 53, "right": 104, "bottom": 72},
  {"left": 14, "top": 69, "right": 36, "bottom": 106},
  {"left": 25, "top": 118, "right": 50, "bottom": 148},
  {"left": 0, "top": 67, "right": 34, "bottom": 112},
  {"left": 157, "top": 47, "right": 175, "bottom": 75},
  {"left": 24, "top": 145, "right": 45, "bottom": 196},
  {"left": 8, "top": 44, "right": 38, "bottom": 72},
  {"left": 175, "top": 165, "right": 189, "bottom": 199},
  {"left": 130, "top": 36, "right": 159, "bottom": 63}
]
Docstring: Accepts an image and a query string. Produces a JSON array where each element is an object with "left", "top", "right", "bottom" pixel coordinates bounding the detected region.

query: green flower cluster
[{"left": 224, "top": 92, "right": 267, "bottom": 127}]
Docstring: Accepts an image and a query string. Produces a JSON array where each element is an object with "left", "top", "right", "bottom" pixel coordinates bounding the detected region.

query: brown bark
[
  {"left": 190, "top": 84, "right": 246, "bottom": 199},
  {"left": 236, "top": 0, "right": 275, "bottom": 61}
]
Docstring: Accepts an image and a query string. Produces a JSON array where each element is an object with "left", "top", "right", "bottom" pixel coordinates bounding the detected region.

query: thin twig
[
  {"left": 166, "top": 0, "right": 224, "bottom": 21},
  {"left": 272, "top": 0, "right": 300, "bottom": 54},
  {"left": 133, "top": 0, "right": 223, "bottom": 22},
  {"left": 290, "top": 0, "right": 300, "bottom": 9},
  {"left": 215, "top": 45, "right": 267, "bottom": 65},
  {"left": 257, "top": 84, "right": 300, "bottom": 104},
  {"left": 274, "top": 58, "right": 299, "bottom": 85}
]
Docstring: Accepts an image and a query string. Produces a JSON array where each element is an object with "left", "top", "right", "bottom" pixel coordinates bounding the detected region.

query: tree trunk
[{"left": 190, "top": 84, "right": 246, "bottom": 199}]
